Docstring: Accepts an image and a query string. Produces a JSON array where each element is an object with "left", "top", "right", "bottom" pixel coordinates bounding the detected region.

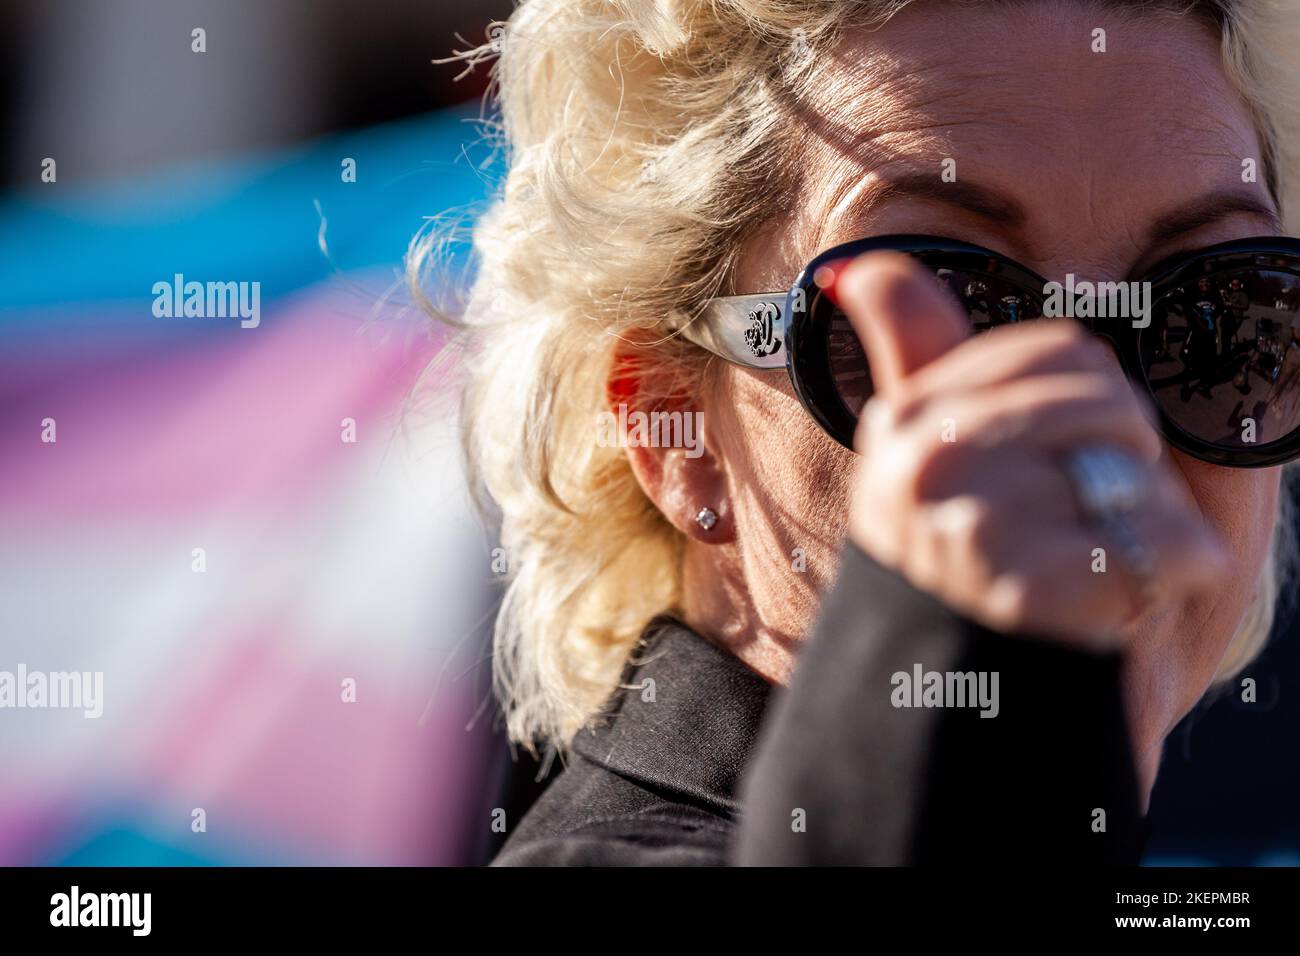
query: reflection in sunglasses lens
[
  {"left": 1145, "top": 268, "right": 1300, "bottom": 448},
  {"left": 826, "top": 268, "right": 1044, "bottom": 419},
  {"left": 827, "top": 310, "right": 871, "bottom": 417}
]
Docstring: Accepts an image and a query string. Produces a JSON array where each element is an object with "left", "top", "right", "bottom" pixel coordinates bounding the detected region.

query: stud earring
[{"left": 696, "top": 507, "right": 717, "bottom": 531}]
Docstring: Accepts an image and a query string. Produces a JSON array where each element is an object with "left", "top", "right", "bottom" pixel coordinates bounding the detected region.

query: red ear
[
  {"left": 607, "top": 335, "right": 695, "bottom": 415},
  {"left": 607, "top": 352, "right": 641, "bottom": 406}
]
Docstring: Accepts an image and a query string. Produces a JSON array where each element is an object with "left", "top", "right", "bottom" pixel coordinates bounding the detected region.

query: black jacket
[{"left": 494, "top": 542, "right": 1144, "bottom": 865}]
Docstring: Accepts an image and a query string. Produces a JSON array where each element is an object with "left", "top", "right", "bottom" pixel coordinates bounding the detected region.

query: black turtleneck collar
[{"left": 568, "top": 616, "right": 773, "bottom": 818}]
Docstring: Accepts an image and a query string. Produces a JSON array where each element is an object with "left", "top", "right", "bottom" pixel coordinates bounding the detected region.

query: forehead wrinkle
[
  {"left": 796, "top": 109, "right": 1026, "bottom": 255},
  {"left": 810, "top": 55, "right": 1013, "bottom": 147},
  {"left": 798, "top": 70, "right": 1263, "bottom": 247},
  {"left": 775, "top": 1, "right": 1275, "bottom": 278},
  {"left": 813, "top": 3, "right": 1244, "bottom": 143},
  {"left": 789, "top": 78, "right": 1013, "bottom": 253}
]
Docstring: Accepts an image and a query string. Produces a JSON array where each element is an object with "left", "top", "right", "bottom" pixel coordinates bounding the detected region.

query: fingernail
[{"left": 811, "top": 257, "right": 854, "bottom": 308}]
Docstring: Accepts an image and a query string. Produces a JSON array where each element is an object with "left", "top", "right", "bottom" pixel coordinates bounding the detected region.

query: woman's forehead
[{"left": 786, "top": 5, "right": 1271, "bottom": 268}]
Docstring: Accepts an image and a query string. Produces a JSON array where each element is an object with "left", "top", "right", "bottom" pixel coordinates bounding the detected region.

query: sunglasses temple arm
[{"left": 675, "top": 293, "right": 790, "bottom": 370}]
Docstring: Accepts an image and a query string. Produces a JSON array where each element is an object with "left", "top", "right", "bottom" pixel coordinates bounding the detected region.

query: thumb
[{"left": 830, "top": 251, "right": 971, "bottom": 396}]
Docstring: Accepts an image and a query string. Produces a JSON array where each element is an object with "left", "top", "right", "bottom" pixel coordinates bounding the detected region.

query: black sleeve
[
  {"left": 733, "top": 541, "right": 1144, "bottom": 865},
  {"left": 491, "top": 817, "right": 727, "bottom": 866}
]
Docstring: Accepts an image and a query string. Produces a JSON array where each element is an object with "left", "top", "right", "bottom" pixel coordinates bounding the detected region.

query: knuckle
[
  {"left": 855, "top": 400, "right": 894, "bottom": 455},
  {"left": 896, "top": 443, "right": 937, "bottom": 507},
  {"left": 860, "top": 428, "right": 928, "bottom": 508},
  {"left": 909, "top": 428, "right": 967, "bottom": 499},
  {"left": 930, "top": 493, "right": 981, "bottom": 534},
  {"left": 864, "top": 410, "right": 957, "bottom": 505},
  {"left": 859, "top": 396, "right": 906, "bottom": 441},
  {"left": 983, "top": 571, "right": 1036, "bottom": 627},
  {"left": 927, "top": 495, "right": 1002, "bottom": 561},
  {"left": 886, "top": 385, "right": 928, "bottom": 425},
  {"left": 1074, "top": 331, "right": 1111, "bottom": 362},
  {"left": 1035, "top": 317, "right": 1089, "bottom": 343},
  {"left": 1104, "top": 398, "right": 1163, "bottom": 455},
  {"left": 989, "top": 320, "right": 1113, "bottom": 377},
  {"left": 1042, "top": 327, "right": 1107, "bottom": 370},
  {"left": 964, "top": 499, "right": 1003, "bottom": 554}
]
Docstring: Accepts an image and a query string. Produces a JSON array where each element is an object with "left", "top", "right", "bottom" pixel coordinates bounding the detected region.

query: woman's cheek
[
  {"left": 1129, "top": 453, "right": 1281, "bottom": 730},
  {"left": 1174, "top": 452, "right": 1279, "bottom": 592},
  {"left": 716, "top": 367, "right": 855, "bottom": 583}
]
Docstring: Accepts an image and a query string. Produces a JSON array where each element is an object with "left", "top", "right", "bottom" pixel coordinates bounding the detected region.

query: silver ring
[
  {"left": 1064, "top": 445, "right": 1148, "bottom": 518},
  {"left": 1064, "top": 445, "right": 1159, "bottom": 605}
]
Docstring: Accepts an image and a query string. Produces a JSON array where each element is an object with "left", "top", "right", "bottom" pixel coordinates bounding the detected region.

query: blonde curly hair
[{"left": 413, "top": 0, "right": 1300, "bottom": 750}]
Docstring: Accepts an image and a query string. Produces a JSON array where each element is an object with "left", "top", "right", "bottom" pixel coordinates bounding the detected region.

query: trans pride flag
[{"left": 0, "top": 108, "right": 504, "bottom": 865}]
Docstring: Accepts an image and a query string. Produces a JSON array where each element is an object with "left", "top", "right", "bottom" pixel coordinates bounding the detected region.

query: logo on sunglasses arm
[{"left": 744, "top": 301, "right": 783, "bottom": 358}]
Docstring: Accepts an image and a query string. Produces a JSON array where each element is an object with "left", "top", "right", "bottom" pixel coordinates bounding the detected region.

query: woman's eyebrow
[
  {"left": 831, "top": 176, "right": 1282, "bottom": 251},
  {"left": 1146, "top": 191, "right": 1281, "bottom": 245},
  {"left": 840, "top": 172, "right": 1028, "bottom": 230}
]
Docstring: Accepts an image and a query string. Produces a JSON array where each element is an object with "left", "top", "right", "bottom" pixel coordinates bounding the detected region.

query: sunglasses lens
[
  {"left": 823, "top": 268, "right": 1044, "bottom": 419},
  {"left": 1144, "top": 266, "right": 1300, "bottom": 449},
  {"left": 934, "top": 268, "right": 1046, "bottom": 331},
  {"left": 827, "top": 309, "right": 871, "bottom": 417}
]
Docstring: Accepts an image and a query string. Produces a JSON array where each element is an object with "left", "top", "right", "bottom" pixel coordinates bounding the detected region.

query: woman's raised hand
[{"left": 835, "top": 252, "right": 1229, "bottom": 649}]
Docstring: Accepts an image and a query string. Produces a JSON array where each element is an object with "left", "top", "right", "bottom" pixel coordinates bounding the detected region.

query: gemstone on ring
[
  {"left": 1066, "top": 445, "right": 1160, "bottom": 608},
  {"left": 1066, "top": 445, "right": 1149, "bottom": 518}
]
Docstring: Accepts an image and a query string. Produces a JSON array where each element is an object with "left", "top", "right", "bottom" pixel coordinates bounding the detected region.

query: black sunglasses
[{"left": 684, "top": 234, "right": 1300, "bottom": 468}]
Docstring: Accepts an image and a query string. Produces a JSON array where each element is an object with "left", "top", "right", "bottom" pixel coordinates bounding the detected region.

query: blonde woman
[{"left": 422, "top": 0, "right": 1300, "bottom": 864}]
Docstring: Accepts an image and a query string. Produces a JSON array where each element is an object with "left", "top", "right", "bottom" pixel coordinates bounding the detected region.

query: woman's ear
[
  {"left": 607, "top": 344, "right": 735, "bottom": 544},
  {"left": 629, "top": 437, "right": 736, "bottom": 544}
]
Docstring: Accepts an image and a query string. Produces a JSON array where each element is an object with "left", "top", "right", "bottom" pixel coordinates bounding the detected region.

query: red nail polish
[{"left": 812, "top": 257, "right": 853, "bottom": 308}]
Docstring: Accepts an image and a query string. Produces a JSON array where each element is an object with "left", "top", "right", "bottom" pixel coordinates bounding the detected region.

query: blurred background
[{"left": 0, "top": 0, "right": 1296, "bottom": 866}]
